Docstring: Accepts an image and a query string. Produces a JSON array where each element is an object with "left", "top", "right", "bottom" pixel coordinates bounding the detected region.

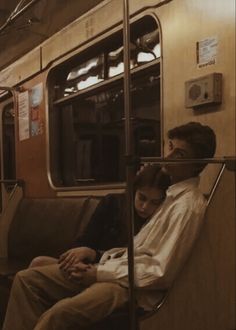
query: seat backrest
[
  {"left": 139, "top": 168, "right": 236, "bottom": 330},
  {"left": 7, "top": 197, "right": 100, "bottom": 262}
]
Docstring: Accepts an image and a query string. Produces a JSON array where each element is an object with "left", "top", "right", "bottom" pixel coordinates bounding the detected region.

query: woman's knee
[
  {"left": 29, "top": 256, "right": 58, "bottom": 268},
  {"left": 13, "top": 268, "right": 36, "bottom": 289}
]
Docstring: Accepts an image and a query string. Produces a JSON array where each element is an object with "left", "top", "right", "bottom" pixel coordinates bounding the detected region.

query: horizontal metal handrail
[
  {"left": 139, "top": 157, "right": 235, "bottom": 205},
  {"left": 139, "top": 156, "right": 236, "bottom": 166}
]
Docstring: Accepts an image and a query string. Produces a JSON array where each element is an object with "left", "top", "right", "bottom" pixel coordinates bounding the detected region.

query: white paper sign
[
  {"left": 30, "top": 82, "right": 43, "bottom": 107},
  {"left": 18, "top": 91, "right": 30, "bottom": 141},
  {"left": 197, "top": 36, "right": 218, "bottom": 68}
]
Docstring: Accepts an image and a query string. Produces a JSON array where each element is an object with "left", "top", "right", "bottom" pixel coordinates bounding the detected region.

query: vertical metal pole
[{"left": 123, "top": 1, "right": 136, "bottom": 330}]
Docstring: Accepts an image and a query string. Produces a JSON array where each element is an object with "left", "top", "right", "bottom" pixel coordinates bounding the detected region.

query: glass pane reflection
[{"left": 64, "top": 55, "right": 104, "bottom": 96}]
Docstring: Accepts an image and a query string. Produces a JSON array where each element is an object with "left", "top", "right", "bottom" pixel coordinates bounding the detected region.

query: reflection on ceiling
[{"left": 0, "top": 0, "right": 104, "bottom": 71}]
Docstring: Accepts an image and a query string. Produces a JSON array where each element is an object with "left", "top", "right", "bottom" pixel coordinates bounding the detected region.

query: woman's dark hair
[{"left": 134, "top": 164, "right": 171, "bottom": 194}]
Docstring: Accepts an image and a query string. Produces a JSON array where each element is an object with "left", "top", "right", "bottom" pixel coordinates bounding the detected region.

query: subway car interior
[{"left": 0, "top": 0, "right": 235, "bottom": 329}]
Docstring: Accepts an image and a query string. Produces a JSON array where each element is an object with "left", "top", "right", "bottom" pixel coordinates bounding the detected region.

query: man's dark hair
[
  {"left": 167, "top": 122, "right": 216, "bottom": 175},
  {"left": 168, "top": 122, "right": 216, "bottom": 158}
]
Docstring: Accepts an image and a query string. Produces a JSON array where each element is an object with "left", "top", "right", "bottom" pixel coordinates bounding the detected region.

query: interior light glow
[
  {"left": 77, "top": 59, "right": 98, "bottom": 76},
  {"left": 109, "top": 62, "right": 124, "bottom": 77},
  {"left": 64, "top": 87, "right": 76, "bottom": 93},
  {"left": 153, "top": 44, "right": 161, "bottom": 58},
  {"left": 67, "top": 58, "right": 99, "bottom": 80},
  {"left": 77, "top": 76, "right": 103, "bottom": 90},
  {"left": 137, "top": 52, "right": 155, "bottom": 63}
]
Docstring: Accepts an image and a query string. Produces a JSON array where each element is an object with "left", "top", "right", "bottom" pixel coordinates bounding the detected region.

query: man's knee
[
  {"left": 36, "top": 284, "right": 128, "bottom": 329},
  {"left": 37, "top": 298, "right": 90, "bottom": 329},
  {"left": 91, "top": 282, "right": 128, "bottom": 305}
]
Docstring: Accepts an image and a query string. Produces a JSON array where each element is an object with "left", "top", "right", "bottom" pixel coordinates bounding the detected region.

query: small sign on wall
[
  {"left": 18, "top": 91, "right": 30, "bottom": 141},
  {"left": 18, "top": 82, "right": 44, "bottom": 141},
  {"left": 29, "top": 83, "right": 43, "bottom": 136},
  {"left": 197, "top": 36, "right": 218, "bottom": 68}
]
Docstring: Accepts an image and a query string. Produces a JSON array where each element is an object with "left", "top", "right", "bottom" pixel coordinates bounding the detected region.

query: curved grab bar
[
  {"left": 139, "top": 290, "right": 169, "bottom": 321},
  {"left": 0, "top": 180, "right": 24, "bottom": 206},
  {"left": 206, "top": 164, "right": 226, "bottom": 206}
]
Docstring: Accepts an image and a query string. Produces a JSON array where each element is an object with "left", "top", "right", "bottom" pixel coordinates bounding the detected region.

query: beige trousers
[{"left": 2, "top": 264, "right": 128, "bottom": 330}]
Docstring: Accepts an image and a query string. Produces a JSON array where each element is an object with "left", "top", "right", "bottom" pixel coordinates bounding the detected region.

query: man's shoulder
[
  {"left": 167, "top": 177, "right": 203, "bottom": 200},
  {"left": 166, "top": 183, "right": 206, "bottom": 213},
  {"left": 175, "top": 188, "right": 207, "bottom": 216}
]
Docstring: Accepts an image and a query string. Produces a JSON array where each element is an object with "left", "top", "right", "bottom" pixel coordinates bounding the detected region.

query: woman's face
[{"left": 134, "top": 186, "right": 164, "bottom": 219}]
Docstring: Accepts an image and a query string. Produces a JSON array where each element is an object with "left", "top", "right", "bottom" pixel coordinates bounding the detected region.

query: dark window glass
[{"left": 49, "top": 15, "right": 161, "bottom": 188}]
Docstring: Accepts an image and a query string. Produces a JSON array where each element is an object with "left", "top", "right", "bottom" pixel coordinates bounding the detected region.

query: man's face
[{"left": 163, "top": 138, "right": 196, "bottom": 182}]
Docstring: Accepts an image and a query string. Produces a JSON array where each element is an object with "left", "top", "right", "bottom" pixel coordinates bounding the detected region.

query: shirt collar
[{"left": 166, "top": 177, "right": 200, "bottom": 199}]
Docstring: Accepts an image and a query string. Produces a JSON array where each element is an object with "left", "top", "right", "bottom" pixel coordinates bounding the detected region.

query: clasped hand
[
  {"left": 58, "top": 246, "right": 96, "bottom": 271},
  {"left": 58, "top": 247, "right": 97, "bottom": 285},
  {"left": 67, "top": 262, "right": 97, "bottom": 285}
]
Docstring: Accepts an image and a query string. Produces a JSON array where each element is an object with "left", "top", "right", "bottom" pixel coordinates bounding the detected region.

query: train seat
[{"left": 0, "top": 196, "right": 100, "bottom": 327}]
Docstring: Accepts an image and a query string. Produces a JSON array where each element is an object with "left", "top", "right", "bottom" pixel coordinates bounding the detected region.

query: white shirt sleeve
[{"left": 97, "top": 192, "right": 206, "bottom": 289}]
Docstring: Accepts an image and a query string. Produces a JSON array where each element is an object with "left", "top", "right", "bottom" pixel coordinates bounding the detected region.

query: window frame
[{"left": 46, "top": 13, "right": 163, "bottom": 192}]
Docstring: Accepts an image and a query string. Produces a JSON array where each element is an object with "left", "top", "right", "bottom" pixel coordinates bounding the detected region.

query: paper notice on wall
[
  {"left": 197, "top": 36, "right": 218, "bottom": 68},
  {"left": 30, "top": 82, "right": 43, "bottom": 107},
  {"left": 18, "top": 91, "right": 30, "bottom": 141},
  {"left": 30, "top": 83, "right": 43, "bottom": 136}
]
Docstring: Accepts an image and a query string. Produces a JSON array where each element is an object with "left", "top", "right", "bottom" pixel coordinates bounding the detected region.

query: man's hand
[
  {"left": 68, "top": 263, "right": 97, "bottom": 286},
  {"left": 58, "top": 247, "right": 96, "bottom": 271}
]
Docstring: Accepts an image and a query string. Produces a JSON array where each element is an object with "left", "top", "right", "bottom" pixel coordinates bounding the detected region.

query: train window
[
  {"left": 64, "top": 54, "right": 105, "bottom": 95},
  {"left": 2, "top": 103, "right": 16, "bottom": 187},
  {"left": 48, "top": 15, "right": 161, "bottom": 188}
]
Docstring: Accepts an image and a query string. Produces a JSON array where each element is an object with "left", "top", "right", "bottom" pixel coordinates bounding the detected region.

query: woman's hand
[
  {"left": 58, "top": 247, "right": 96, "bottom": 271},
  {"left": 68, "top": 263, "right": 97, "bottom": 286}
]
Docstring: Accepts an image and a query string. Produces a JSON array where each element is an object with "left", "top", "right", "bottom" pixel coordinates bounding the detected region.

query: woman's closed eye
[
  {"left": 138, "top": 192, "right": 147, "bottom": 202},
  {"left": 151, "top": 197, "right": 164, "bottom": 206}
]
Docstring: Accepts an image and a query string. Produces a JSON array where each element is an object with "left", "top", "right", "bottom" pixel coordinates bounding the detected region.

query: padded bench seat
[
  {"left": 6, "top": 197, "right": 100, "bottom": 264},
  {"left": 0, "top": 196, "right": 100, "bottom": 327}
]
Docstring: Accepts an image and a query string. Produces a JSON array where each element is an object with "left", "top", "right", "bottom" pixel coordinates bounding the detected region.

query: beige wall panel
[
  {"left": 0, "top": 48, "right": 41, "bottom": 88},
  {"left": 158, "top": 0, "right": 235, "bottom": 157}
]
